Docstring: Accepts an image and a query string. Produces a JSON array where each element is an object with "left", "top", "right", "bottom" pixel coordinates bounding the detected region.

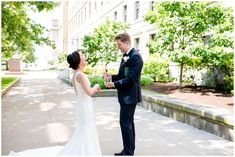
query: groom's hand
[
  {"left": 105, "top": 82, "right": 114, "bottom": 88},
  {"left": 103, "top": 72, "right": 111, "bottom": 81}
]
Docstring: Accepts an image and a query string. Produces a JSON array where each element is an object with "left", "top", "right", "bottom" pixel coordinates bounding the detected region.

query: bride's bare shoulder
[{"left": 76, "top": 72, "right": 87, "bottom": 81}]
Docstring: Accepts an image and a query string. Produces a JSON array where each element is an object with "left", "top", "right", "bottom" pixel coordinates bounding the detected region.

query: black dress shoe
[{"left": 114, "top": 151, "right": 124, "bottom": 156}]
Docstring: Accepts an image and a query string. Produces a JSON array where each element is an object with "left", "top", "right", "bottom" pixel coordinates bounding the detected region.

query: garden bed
[{"left": 144, "top": 82, "right": 234, "bottom": 110}]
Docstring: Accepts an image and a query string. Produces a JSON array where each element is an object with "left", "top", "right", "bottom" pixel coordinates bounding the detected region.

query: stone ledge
[
  {"left": 141, "top": 90, "right": 233, "bottom": 141},
  {"left": 92, "top": 89, "right": 117, "bottom": 97},
  {"left": 142, "top": 92, "right": 233, "bottom": 126},
  {"left": 1, "top": 77, "right": 21, "bottom": 97}
]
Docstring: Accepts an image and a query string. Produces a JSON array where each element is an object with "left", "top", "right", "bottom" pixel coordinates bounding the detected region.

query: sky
[
  {"left": 27, "top": 6, "right": 60, "bottom": 29},
  {"left": 26, "top": 6, "right": 60, "bottom": 69}
]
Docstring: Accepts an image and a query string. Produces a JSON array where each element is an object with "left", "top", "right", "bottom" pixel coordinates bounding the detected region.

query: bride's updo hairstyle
[{"left": 67, "top": 50, "right": 81, "bottom": 70}]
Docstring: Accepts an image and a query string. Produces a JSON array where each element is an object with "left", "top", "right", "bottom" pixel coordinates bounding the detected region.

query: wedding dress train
[{"left": 9, "top": 72, "right": 102, "bottom": 156}]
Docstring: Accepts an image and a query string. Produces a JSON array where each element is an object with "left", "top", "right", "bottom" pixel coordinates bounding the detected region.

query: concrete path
[{"left": 1, "top": 71, "right": 233, "bottom": 155}]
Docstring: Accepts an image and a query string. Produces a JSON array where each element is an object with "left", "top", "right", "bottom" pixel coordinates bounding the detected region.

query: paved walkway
[{"left": 1, "top": 71, "right": 234, "bottom": 155}]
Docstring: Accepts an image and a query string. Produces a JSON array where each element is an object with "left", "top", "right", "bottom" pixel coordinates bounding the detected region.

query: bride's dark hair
[{"left": 67, "top": 50, "right": 81, "bottom": 70}]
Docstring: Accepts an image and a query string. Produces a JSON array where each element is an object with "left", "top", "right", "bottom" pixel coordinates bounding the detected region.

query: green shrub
[
  {"left": 48, "top": 60, "right": 55, "bottom": 65},
  {"left": 84, "top": 66, "right": 118, "bottom": 75},
  {"left": 203, "top": 65, "right": 234, "bottom": 93},
  {"left": 84, "top": 66, "right": 93, "bottom": 74},
  {"left": 105, "top": 68, "right": 117, "bottom": 75},
  {"left": 231, "top": 90, "right": 234, "bottom": 95},
  {"left": 58, "top": 51, "right": 67, "bottom": 63},
  {"left": 88, "top": 76, "right": 107, "bottom": 89},
  {"left": 142, "top": 54, "right": 171, "bottom": 82},
  {"left": 223, "top": 73, "right": 234, "bottom": 93},
  {"left": 140, "top": 75, "right": 154, "bottom": 86},
  {"left": 92, "top": 67, "right": 118, "bottom": 75},
  {"left": 94, "top": 68, "right": 106, "bottom": 75},
  {"left": 223, "top": 60, "right": 234, "bottom": 93}
]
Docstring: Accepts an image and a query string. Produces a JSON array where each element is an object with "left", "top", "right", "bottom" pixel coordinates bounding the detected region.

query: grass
[{"left": 1, "top": 76, "right": 18, "bottom": 90}]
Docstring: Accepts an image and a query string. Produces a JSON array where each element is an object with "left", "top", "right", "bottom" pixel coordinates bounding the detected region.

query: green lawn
[{"left": 1, "top": 77, "right": 18, "bottom": 90}]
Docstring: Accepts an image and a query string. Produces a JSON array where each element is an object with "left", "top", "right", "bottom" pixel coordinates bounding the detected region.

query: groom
[{"left": 104, "top": 33, "right": 143, "bottom": 156}]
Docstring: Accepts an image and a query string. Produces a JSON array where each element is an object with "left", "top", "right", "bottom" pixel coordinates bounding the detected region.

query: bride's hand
[{"left": 94, "top": 84, "right": 101, "bottom": 92}]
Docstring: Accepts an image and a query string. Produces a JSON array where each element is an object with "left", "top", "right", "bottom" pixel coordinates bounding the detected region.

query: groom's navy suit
[{"left": 112, "top": 48, "right": 143, "bottom": 155}]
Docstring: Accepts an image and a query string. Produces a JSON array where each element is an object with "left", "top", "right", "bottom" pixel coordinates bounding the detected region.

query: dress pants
[{"left": 119, "top": 103, "right": 137, "bottom": 155}]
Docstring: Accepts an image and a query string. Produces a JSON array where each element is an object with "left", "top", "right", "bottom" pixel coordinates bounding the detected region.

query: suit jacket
[{"left": 112, "top": 48, "right": 143, "bottom": 104}]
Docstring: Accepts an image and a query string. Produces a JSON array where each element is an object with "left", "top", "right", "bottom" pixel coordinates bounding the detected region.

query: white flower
[{"left": 123, "top": 56, "right": 129, "bottom": 62}]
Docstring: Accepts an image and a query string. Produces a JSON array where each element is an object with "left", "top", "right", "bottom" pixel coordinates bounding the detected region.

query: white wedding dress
[{"left": 9, "top": 72, "right": 102, "bottom": 156}]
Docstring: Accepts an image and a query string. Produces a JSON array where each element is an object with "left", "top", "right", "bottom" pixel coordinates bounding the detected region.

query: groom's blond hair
[{"left": 115, "top": 33, "right": 131, "bottom": 43}]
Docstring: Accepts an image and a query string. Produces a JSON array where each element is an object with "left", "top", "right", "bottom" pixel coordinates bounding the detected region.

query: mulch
[{"left": 145, "top": 82, "right": 234, "bottom": 110}]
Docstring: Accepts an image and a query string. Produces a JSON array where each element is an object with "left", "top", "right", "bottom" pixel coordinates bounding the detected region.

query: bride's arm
[
  {"left": 72, "top": 72, "right": 77, "bottom": 95},
  {"left": 76, "top": 73, "right": 100, "bottom": 96}
]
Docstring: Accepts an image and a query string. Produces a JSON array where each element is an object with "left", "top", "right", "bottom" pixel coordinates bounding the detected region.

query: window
[
  {"left": 114, "top": 11, "right": 117, "bottom": 20},
  {"left": 203, "top": 34, "right": 212, "bottom": 45},
  {"left": 78, "top": 14, "right": 80, "bottom": 26},
  {"left": 101, "top": 1, "right": 103, "bottom": 11},
  {"left": 150, "top": 1, "right": 154, "bottom": 11},
  {"left": 89, "top": 2, "right": 91, "bottom": 19},
  {"left": 75, "top": 19, "right": 77, "bottom": 29},
  {"left": 134, "top": 38, "right": 140, "bottom": 49},
  {"left": 85, "top": 7, "right": 86, "bottom": 21},
  {"left": 81, "top": 11, "right": 83, "bottom": 24},
  {"left": 150, "top": 33, "right": 156, "bottom": 41},
  {"left": 123, "top": 5, "right": 127, "bottom": 22},
  {"left": 135, "top": 1, "right": 140, "bottom": 20}
]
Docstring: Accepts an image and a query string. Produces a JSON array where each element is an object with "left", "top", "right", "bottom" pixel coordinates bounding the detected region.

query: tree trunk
[
  {"left": 6, "top": 60, "right": 9, "bottom": 70},
  {"left": 105, "top": 63, "right": 109, "bottom": 72},
  {"left": 179, "top": 62, "right": 183, "bottom": 88}
]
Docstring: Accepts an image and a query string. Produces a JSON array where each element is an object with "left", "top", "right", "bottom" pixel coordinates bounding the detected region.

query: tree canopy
[
  {"left": 144, "top": 1, "right": 234, "bottom": 87},
  {"left": 1, "top": 1, "right": 58, "bottom": 63},
  {"left": 82, "top": 18, "right": 129, "bottom": 67}
]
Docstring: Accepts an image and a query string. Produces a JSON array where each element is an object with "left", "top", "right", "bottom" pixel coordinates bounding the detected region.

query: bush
[
  {"left": 93, "top": 67, "right": 118, "bottom": 75},
  {"left": 140, "top": 75, "right": 154, "bottom": 86},
  {"left": 84, "top": 66, "right": 93, "bottom": 74},
  {"left": 142, "top": 54, "right": 171, "bottom": 82},
  {"left": 58, "top": 51, "right": 67, "bottom": 63},
  {"left": 48, "top": 60, "right": 55, "bottom": 65},
  {"left": 203, "top": 65, "right": 234, "bottom": 93},
  {"left": 88, "top": 76, "right": 108, "bottom": 89},
  {"left": 223, "top": 75, "right": 234, "bottom": 92},
  {"left": 85, "top": 66, "right": 117, "bottom": 75},
  {"left": 105, "top": 68, "right": 117, "bottom": 75}
]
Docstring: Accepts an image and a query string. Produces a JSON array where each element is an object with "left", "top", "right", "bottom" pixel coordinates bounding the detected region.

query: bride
[{"left": 9, "top": 50, "right": 102, "bottom": 156}]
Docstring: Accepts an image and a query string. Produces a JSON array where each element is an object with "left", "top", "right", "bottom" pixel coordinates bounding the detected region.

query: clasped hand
[
  {"left": 94, "top": 84, "right": 101, "bottom": 92},
  {"left": 103, "top": 72, "right": 114, "bottom": 88}
]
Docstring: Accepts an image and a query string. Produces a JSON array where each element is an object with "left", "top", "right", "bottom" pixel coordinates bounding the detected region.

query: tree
[
  {"left": 82, "top": 18, "right": 129, "bottom": 68},
  {"left": 144, "top": 1, "right": 234, "bottom": 88},
  {"left": 1, "top": 1, "right": 57, "bottom": 63},
  {"left": 57, "top": 51, "right": 68, "bottom": 64}
]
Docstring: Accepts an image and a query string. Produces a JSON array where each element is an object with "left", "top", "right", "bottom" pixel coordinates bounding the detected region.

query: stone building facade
[{"left": 58, "top": 0, "right": 157, "bottom": 60}]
